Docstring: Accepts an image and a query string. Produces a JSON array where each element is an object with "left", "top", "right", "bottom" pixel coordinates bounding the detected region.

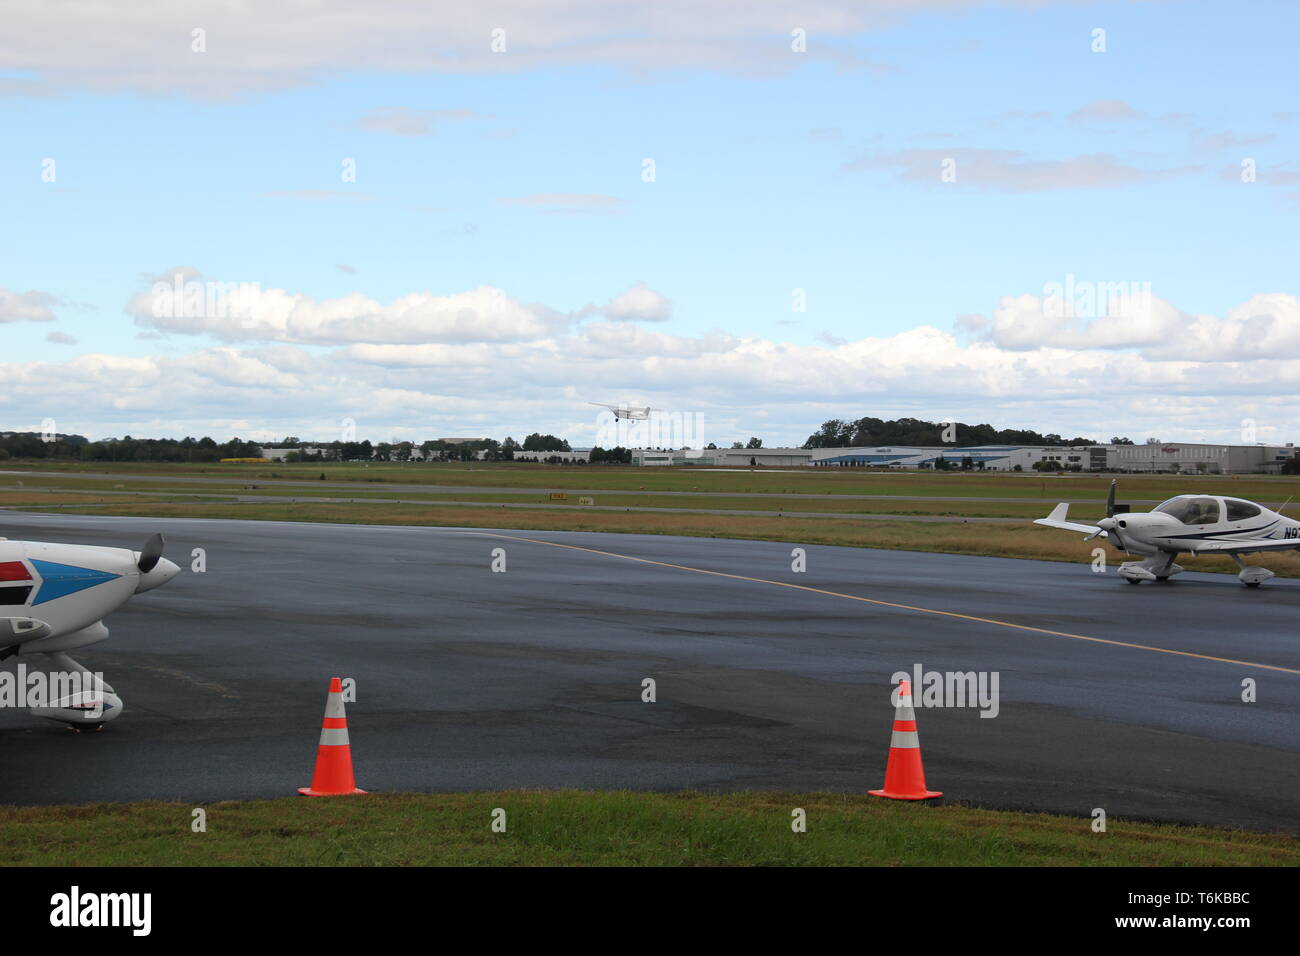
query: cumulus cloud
[
  {"left": 982, "top": 290, "right": 1300, "bottom": 362},
  {"left": 0, "top": 288, "right": 60, "bottom": 323},
  {"left": 603, "top": 281, "right": 672, "bottom": 322},
  {"left": 46, "top": 330, "right": 78, "bottom": 345},
  {"left": 11, "top": 277, "right": 1300, "bottom": 445},
  {"left": 127, "top": 271, "right": 678, "bottom": 342},
  {"left": 127, "top": 270, "right": 571, "bottom": 345}
]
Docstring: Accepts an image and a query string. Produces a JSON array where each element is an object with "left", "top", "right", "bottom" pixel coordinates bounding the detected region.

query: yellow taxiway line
[{"left": 460, "top": 531, "right": 1300, "bottom": 676}]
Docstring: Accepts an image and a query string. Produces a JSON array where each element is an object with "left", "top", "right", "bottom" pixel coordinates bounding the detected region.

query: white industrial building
[
  {"left": 629, "top": 442, "right": 1297, "bottom": 474},
  {"left": 514, "top": 449, "right": 592, "bottom": 463}
]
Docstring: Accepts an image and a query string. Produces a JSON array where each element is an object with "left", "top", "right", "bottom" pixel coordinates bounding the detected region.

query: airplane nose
[{"left": 135, "top": 556, "right": 181, "bottom": 593}]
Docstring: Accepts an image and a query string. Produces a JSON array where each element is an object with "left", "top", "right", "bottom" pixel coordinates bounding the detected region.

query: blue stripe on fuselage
[{"left": 30, "top": 560, "right": 122, "bottom": 605}]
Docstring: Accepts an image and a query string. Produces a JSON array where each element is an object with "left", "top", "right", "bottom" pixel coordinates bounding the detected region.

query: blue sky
[{"left": 2, "top": 0, "right": 1298, "bottom": 446}]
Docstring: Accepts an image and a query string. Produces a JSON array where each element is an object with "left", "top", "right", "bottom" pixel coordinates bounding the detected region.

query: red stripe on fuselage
[{"left": 0, "top": 561, "right": 31, "bottom": 582}]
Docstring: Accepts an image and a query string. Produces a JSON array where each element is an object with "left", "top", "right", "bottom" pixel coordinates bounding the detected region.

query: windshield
[{"left": 1153, "top": 496, "right": 1220, "bottom": 525}]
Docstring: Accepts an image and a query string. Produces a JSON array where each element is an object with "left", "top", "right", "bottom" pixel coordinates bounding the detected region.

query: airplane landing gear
[
  {"left": 1118, "top": 556, "right": 1184, "bottom": 584},
  {"left": 1232, "top": 556, "right": 1274, "bottom": 588}
]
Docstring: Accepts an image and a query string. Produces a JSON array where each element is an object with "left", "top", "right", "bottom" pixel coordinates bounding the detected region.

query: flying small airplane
[
  {"left": 588, "top": 402, "right": 660, "bottom": 421},
  {"left": 1035, "top": 480, "right": 1300, "bottom": 586},
  {"left": 0, "top": 531, "right": 180, "bottom": 727}
]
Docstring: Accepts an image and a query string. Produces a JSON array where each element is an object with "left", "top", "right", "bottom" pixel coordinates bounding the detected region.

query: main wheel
[
  {"left": 1125, "top": 578, "right": 1141, "bottom": 585},
  {"left": 1245, "top": 581, "right": 1262, "bottom": 588}
]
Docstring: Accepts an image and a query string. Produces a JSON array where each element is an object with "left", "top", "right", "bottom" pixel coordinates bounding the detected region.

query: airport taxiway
[{"left": 1, "top": 512, "right": 1296, "bottom": 832}]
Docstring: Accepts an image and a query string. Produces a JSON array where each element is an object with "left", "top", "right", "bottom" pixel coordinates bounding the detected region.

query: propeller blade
[
  {"left": 137, "top": 533, "right": 165, "bottom": 573},
  {"left": 1083, "top": 529, "right": 1102, "bottom": 541},
  {"left": 1106, "top": 479, "right": 1117, "bottom": 518}
]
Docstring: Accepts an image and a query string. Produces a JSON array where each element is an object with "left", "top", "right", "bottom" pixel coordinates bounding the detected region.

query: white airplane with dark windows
[
  {"left": 0, "top": 531, "right": 179, "bottom": 726},
  {"left": 1035, "top": 480, "right": 1300, "bottom": 586},
  {"left": 588, "top": 402, "right": 660, "bottom": 421}
]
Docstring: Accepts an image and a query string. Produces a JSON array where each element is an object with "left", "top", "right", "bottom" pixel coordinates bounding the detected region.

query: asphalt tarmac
[{"left": 1, "top": 512, "right": 1297, "bottom": 832}]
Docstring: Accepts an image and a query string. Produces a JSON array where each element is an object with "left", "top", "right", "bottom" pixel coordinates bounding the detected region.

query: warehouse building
[{"left": 629, "top": 442, "right": 1297, "bottom": 473}]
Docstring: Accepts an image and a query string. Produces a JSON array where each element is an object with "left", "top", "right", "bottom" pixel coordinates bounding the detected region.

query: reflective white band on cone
[
  {"left": 319, "top": 727, "right": 350, "bottom": 746},
  {"left": 889, "top": 730, "right": 921, "bottom": 748}
]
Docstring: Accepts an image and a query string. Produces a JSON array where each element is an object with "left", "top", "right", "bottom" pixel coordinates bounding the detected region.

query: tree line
[{"left": 802, "top": 416, "right": 1104, "bottom": 449}]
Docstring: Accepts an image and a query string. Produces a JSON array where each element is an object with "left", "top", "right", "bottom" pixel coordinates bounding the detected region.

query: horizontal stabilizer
[{"left": 1032, "top": 502, "right": 1107, "bottom": 537}]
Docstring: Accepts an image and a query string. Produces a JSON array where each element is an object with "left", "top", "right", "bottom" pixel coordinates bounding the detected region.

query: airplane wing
[
  {"left": 1184, "top": 537, "right": 1300, "bottom": 555},
  {"left": 1032, "top": 502, "right": 1107, "bottom": 537}
]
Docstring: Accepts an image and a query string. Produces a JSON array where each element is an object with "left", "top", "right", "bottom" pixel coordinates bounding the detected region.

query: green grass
[
  {"left": 8, "top": 459, "right": 1300, "bottom": 577},
  {"left": 1, "top": 791, "right": 1294, "bottom": 866},
  {"left": 7, "top": 458, "right": 1300, "bottom": 501}
]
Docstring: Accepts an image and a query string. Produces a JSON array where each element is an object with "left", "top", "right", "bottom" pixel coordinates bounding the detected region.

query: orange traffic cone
[
  {"left": 869, "top": 678, "right": 942, "bottom": 800},
  {"left": 298, "top": 677, "right": 367, "bottom": 796}
]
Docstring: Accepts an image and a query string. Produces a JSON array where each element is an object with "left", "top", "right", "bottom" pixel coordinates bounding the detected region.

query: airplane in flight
[
  {"left": 1035, "top": 480, "right": 1300, "bottom": 586},
  {"left": 588, "top": 402, "right": 660, "bottom": 421},
  {"left": 0, "top": 530, "right": 180, "bottom": 727}
]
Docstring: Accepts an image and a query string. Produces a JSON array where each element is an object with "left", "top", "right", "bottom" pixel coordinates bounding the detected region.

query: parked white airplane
[
  {"left": 588, "top": 402, "right": 659, "bottom": 421},
  {"left": 0, "top": 531, "right": 180, "bottom": 726},
  {"left": 1035, "top": 480, "right": 1300, "bottom": 586}
]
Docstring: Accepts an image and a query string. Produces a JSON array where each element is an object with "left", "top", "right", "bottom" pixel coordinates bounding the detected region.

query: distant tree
[
  {"left": 730, "top": 441, "right": 744, "bottom": 449},
  {"left": 1110, "top": 436, "right": 1135, "bottom": 445},
  {"left": 522, "top": 433, "right": 570, "bottom": 452},
  {"left": 745, "top": 437, "right": 762, "bottom": 449}
]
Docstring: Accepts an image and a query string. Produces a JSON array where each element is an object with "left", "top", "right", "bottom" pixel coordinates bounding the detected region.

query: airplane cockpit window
[
  {"left": 1154, "top": 497, "right": 1220, "bottom": 524},
  {"left": 1225, "top": 499, "right": 1262, "bottom": 521}
]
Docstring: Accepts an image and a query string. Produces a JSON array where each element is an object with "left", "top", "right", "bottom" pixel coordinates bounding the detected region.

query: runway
[{"left": 1, "top": 512, "right": 1298, "bottom": 832}]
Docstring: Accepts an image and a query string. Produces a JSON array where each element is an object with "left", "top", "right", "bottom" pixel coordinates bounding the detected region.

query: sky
[{"left": 2, "top": 0, "right": 1298, "bottom": 449}]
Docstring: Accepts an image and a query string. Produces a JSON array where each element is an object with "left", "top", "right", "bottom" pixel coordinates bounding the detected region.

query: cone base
[
  {"left": 869, "top": 789, "right": 943, "bottom": 800},
  {"left": 297, "top": 787, "right": 368, "bottom": 797}
]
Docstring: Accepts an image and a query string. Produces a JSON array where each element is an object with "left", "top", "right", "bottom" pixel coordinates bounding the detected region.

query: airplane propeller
[
  {"left": 137, "top": 533, "right": 165, "bottom": 574},
  {"left": 1086, "top": 480, "right": 1128, "bottom": 542}
]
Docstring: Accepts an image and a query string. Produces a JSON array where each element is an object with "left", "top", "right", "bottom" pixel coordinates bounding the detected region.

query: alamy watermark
[
  {"left": 1042, "top": 273, "right": 1152, "bottom": 321},
  {"left": 0, "top": 665, "right": 109, "bottom": 717},
  {"left": 892, "top": 663, "right": 1000, "bottom": 718}
]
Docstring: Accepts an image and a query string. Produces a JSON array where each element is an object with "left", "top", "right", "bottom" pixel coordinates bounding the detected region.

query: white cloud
[
  {"left": 985, "top": 290, "right": 1300, "bottom": 361},
  {"left": 11, "top": 283, "right": 1300, "bottom": 445},
  {"left": 845, "top": 148, "right": 1199, "bottom": 192},
  {"left": 603, "top": 281, "right": 672, "bottom": 322},
  {"left": 127, "top": 272, "right": 570, "bottom": 345},
  {"left": 0, "top": 288, "right": 59, "bottom": 323},
  {"left": 355, "top": 107, "right": 482, "bottom": 136},
  {"left": 0, "top": 0, "right": 975, "bottom": 98}
]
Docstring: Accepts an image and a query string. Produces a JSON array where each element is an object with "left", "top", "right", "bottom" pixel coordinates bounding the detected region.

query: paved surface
[{"left": 1, "top": 512, "right": 1297, "bottom": 832}]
